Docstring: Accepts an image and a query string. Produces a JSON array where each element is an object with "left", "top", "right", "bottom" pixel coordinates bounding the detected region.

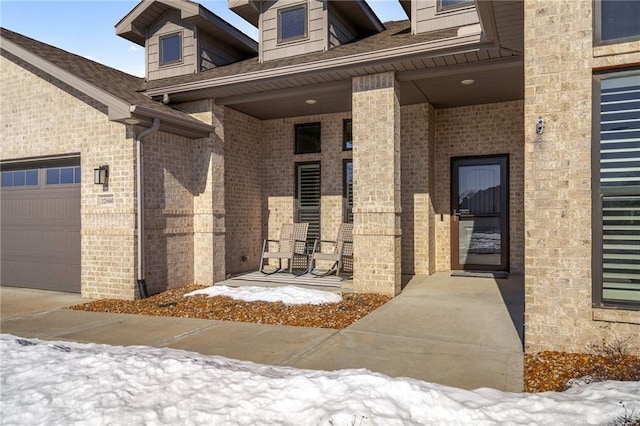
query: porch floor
[{"left": 220, "top": 270, "right": 353, "bottom": 293}]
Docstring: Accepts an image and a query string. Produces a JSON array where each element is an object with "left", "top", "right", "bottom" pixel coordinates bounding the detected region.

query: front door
[{"left": 451, "top": 155, "right": 509, "bottom": 271}]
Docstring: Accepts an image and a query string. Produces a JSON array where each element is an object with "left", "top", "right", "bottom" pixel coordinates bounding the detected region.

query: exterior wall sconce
[
  {"left": 536, "top": 116, "right": 545, "bottom": 135},
  {"left": 94, "top": 165, "right": 109, "bottom": 185}
]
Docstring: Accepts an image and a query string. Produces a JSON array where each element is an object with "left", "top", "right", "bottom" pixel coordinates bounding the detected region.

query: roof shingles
[{"left": 0, "top": 27, "right": 204, "bottom": 125}]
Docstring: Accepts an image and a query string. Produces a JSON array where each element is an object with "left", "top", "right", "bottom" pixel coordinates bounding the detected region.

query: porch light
[
  {"left": 461, "top": 79, "right": 474, "bottom": 85},
  {"left": 94, "top": 165, "right": 109, "bottom": 185},
  {"left": 305, "top": 99, "right": 317, "bottom": 105},
  {"left": 124, "top": 118, "right": 140, "bottom": 125}
]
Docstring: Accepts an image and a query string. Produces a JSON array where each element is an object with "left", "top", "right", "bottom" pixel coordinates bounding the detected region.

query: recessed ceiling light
[
  {"left": 305, "top": 99, "right": 317, "bottom": 105},
  {"left": 124, "top": 118, "right": 140, "bottom": 125},
  {"left": 461, "top": 79, "right": 475, "bottom": 85}
]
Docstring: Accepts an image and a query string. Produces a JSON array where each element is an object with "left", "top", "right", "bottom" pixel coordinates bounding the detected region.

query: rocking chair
[
  {"left": 308, "top": 223, "right": 353, "bottom": 278},
  {"left": 259, "top": 223, "right": 309, "bottom": 275}
]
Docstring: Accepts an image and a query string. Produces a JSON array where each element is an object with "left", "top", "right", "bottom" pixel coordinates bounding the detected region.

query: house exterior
[{"left": 1, "top": 0, "right": 638, "bottom": 356}]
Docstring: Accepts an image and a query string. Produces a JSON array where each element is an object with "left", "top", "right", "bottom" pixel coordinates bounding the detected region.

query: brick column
[
  {"left": 188, "top": 100, "right": 226, "bottom": 284},
  {"left": 352, "top": 72, "right": 402, "bottom": 296}
]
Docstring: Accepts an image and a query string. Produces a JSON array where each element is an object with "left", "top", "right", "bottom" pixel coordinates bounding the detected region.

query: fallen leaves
[
  {"left": 524, "top": 351, "right": 640, "bottom": 393},
  {"left": 67, "top": 284, "right": 391, "bottom": 330}
]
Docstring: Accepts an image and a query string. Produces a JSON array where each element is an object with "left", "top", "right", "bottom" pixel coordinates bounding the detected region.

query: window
[
  {"left": 437, "top": 0, "right": 474, "bottom": 12},
  {"left": 159, "top": 32, "right": 182, "bottom": 65},
  {"left": 343, "top": 160, "right": 353, "bottom": 223},
  {"left": 593, "top": 70, "right": 640, "bottom": 307},
  {"left": 296, "top": 162, "right": 321, "bottom": 248},
  {"left": 278, "top": 4, "right": 308, "bottom": 43},
  {"left": 46, "top": 166, "right": 81, "bottom": 185},
  {"left": 343, "top": 119, "right": 352, "bottom": 151},
  {"left": 1, "top": 170, "right": 38, "bottom": 187},
  {"left": 295, "top": 122, "right": 321, "bottom": 154},
  {"left": 595, "top": 0, "right": 640, "bottom": 45}
]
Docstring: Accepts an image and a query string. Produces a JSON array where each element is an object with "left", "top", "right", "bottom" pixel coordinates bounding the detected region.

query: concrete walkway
[{"left": 0, "top": 273, "right": 524, "bottom": 392}]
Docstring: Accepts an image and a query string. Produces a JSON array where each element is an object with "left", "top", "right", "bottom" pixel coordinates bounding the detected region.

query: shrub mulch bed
[
  {"left": 68, "top": 284, "right": 391, "bottom": 330},
  {"left": 69, "top": 284, "right": 640, "bottom": 393}
]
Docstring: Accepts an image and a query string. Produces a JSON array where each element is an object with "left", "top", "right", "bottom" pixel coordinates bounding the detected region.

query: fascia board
[
  {"left": 147, "top": 33, "right": 489, "bottom": 97},
  {"left": 474, "top": 0, "right": 498, "bottom": 45},
  {"left": 1, "top": 38, "right": 133, "bottom": 122}
]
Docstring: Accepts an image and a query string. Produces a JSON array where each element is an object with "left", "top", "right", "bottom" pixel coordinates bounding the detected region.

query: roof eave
[
  {"left": 146, "top": 32, "right": 488, "bottom": 98},
  {"left": 129, "top": 105, "right": 214, "bottom": 139}
]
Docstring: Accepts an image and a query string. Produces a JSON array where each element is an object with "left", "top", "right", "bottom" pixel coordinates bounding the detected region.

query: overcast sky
[{"left": 1, "top": 0, "right": 408, "bottom": 77}]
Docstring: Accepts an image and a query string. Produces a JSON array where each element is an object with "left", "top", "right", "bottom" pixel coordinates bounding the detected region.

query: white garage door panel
[{"left": 1, "top": 162, "right": 81, "bottom": 293}]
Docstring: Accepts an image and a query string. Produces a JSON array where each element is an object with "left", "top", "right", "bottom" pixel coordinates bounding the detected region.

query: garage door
[{"left": 1, "top": 159, "right": 81, "bottom": 293}]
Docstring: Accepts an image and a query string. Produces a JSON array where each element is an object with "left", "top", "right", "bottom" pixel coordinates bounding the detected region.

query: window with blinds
[
  {"left": 595, "top": 70, "right": 640, "bottom": 306},
  {"left": 343, "top": 160, "right": 353, "bottom": 223},
  {"left": 296, "top": 162, "right": 320, "bottom": 248}
]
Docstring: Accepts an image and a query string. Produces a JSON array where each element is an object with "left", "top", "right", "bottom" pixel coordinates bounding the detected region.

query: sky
[
  {"left": 2, "top": 285, "right": 640, "bottom": 424},
  {"left": 0, "top": 0, "right": 409, "bottom": 77}
]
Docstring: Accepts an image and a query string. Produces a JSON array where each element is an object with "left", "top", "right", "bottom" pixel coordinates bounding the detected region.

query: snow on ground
[
  {"left": 1, "top": 334, "right": 638, "bottom": 426},
  {"left": 184, "top": 285, "right": 342, "bottom": 305}
]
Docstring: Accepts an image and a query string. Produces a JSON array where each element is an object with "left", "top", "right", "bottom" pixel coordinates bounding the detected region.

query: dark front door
[{"left": 451, "top": 155, "right": 509, "bottom": 271}]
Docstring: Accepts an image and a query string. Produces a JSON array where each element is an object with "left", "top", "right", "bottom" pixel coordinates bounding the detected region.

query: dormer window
[
  {"left": 159, "top": 32, "right": 182, "bottom": 66},
  {"left": 438, "top": 0, "right": 474, "bottom": 12},
  {"left": 278, "top": 4, "right": 308, "bottom": 44}
]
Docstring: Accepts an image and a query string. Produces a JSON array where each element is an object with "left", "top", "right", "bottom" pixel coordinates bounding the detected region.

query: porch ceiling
[
  {"left": 164, "top": 1, "right": 524, "bottom": 120},
  {"left": 218, "top": 55, "right": 523, "bottom": 120}
]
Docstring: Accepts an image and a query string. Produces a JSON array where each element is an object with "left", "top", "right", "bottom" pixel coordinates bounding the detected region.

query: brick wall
[
  {"left": 434, "top": 101, "right": 525, "bottom": 274},
  {"left": 224, "top": 107, "right": 263, "bottom": 275},
  {"left": 401, "top": 103, "right": 435, "bottom": 275},
  {"left": 260, "top": 111, "right": 353, "bottom": 270},
  {"left": 352, "top": 72, "right": 402, "bottom": 295},
  {"left": 0, "top": 54, "right": 137, "bottom": 300},
  {"left": 142, "top": 130, "right": 195, "bottom": 295},
  {"left": 179, "top": 99, "right": 225, "bottom": 285},
  {"left": 524, "top": 0, "right": 640, "bottom": 354}
]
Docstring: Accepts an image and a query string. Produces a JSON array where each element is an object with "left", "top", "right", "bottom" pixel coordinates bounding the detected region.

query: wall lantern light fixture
[{"left": 94, "top": 165, "right": 109, "bottom": 185}]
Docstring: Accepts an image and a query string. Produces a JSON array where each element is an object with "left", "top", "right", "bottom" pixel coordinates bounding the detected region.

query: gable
[{"left": 147, "top": 10, "right": 197, "bottom": 80}]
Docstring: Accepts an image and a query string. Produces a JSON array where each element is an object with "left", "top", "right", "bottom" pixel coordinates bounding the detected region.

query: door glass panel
[{"left": 457, "top": 164, "right": 502, "bottom": 266}]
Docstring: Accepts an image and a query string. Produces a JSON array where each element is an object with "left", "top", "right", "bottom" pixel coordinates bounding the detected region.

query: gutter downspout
[{"left": 136, "top": 117, "right": 160, "bottom": 299}]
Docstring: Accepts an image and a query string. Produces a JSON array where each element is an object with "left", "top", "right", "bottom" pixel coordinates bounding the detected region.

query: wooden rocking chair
[
  {"left": 308, "top": 223, "right": 353, "bottom": 278},
  {"left": 259, "top": 223, "right": 309, "bottom": 275}
]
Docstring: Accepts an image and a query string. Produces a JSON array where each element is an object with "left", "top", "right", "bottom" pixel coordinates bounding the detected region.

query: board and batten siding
[
  {"left": 260, "top": 0, "right": 326, "bottom": 62},
  {"left": 147, "top": 10, "right": 196, "bottom": 80},
  {"left": 328, "top": 7, "right": 357, "bottom": 49},
  {"left": 413, "top": 0, "right": 479, "bottom": 34}
]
